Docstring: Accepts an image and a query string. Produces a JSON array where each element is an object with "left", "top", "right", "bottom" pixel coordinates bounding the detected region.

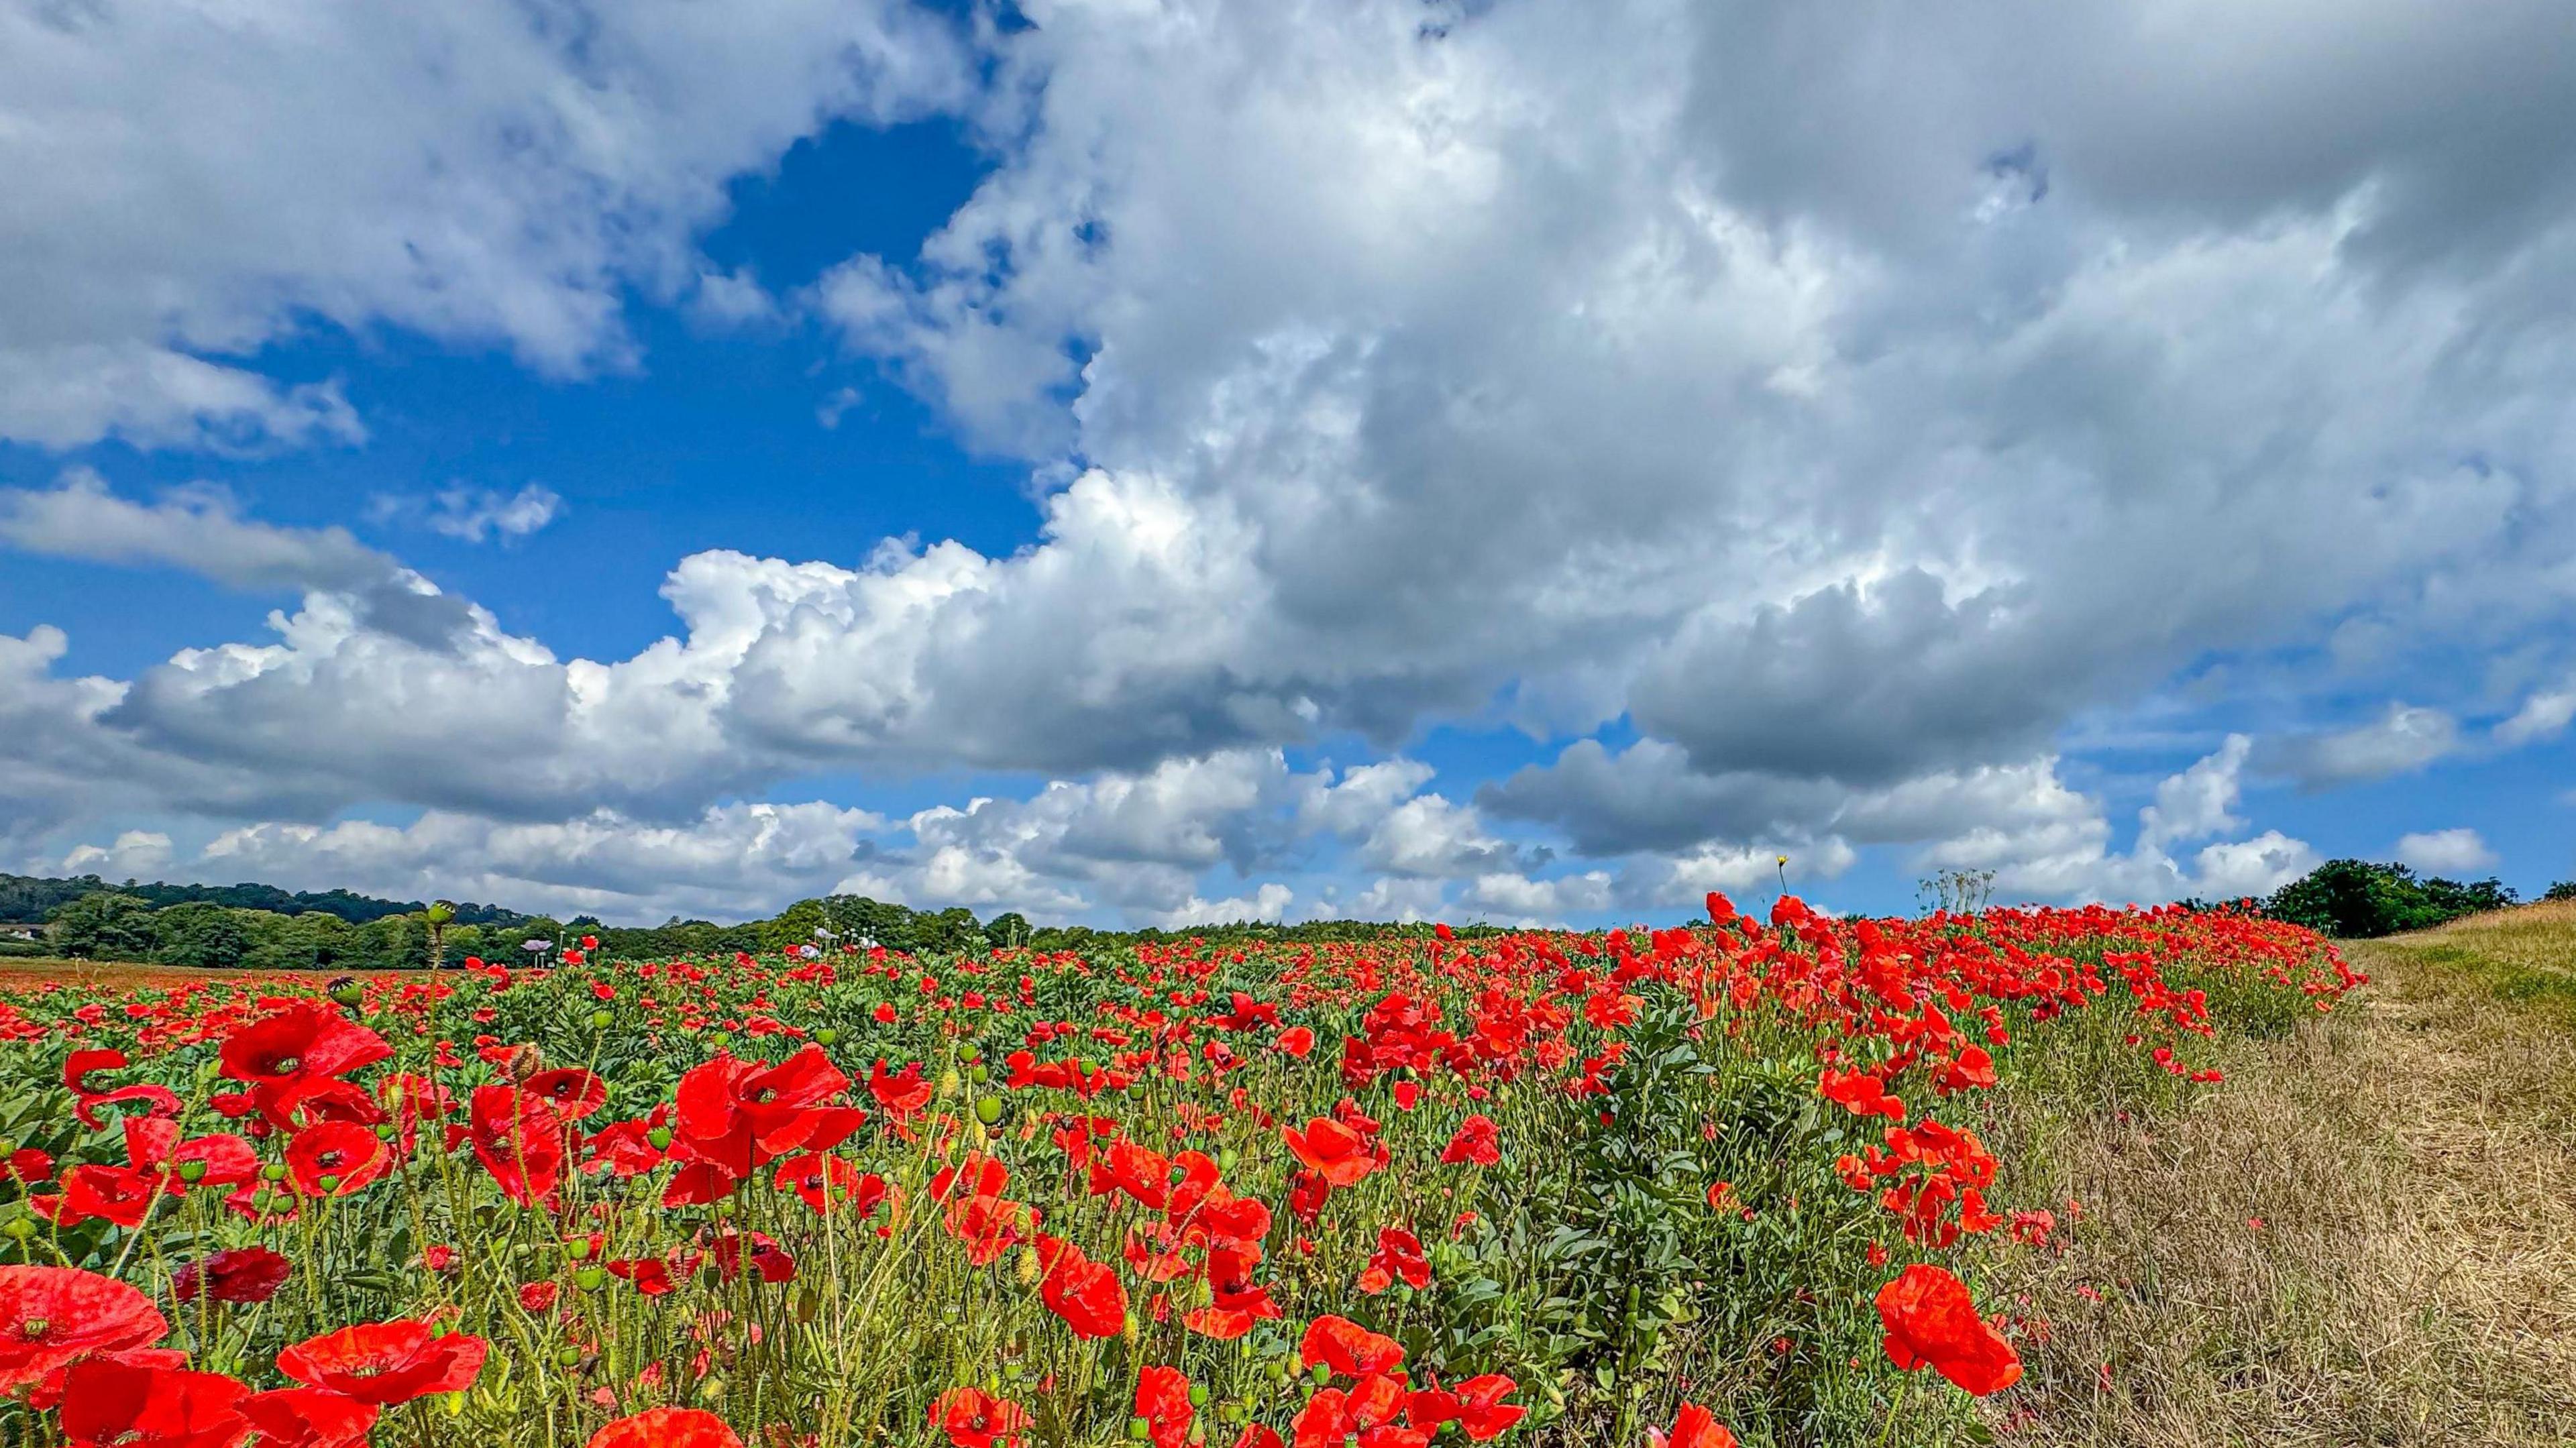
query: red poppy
[
  {"left": 1874, "top": 1264, "right": 2022, "bottom": 1396},
  {"left": 0, "top": 1265, "right": 169, "bottom": 1390},
  {"left": 1181, "top": 1246, "right": 1281, "bottom": 1341},
  {"left": 587, "top": 1406, "right": 744, "bottom": 1448},
  {"left": 1818, "top": 1068, "right": 1906, "bottom": 1123},
  {"left": 1438, "top": 1115, "right": 1501, "bottom": 1166},
  {"left": 217, "top": 1005, "right": 392, "bottom": 1128},
  {"left": 173, "top": 1247, "right": 292, "bottom": 1306},
  {"left": 1291, "top": 1387, "right": 1354, "bottom": 1448},
  {"left": 65, "top": 1048, "right": 183, "bottom": 1131},
  {"left": 867, "top": 1060, "right": 933, "bottom": 1122},
  {"left": 1357, "top": 1227, "right": 1430, "bottom": 1295},
  {"left": 773, "top": 1154, "right": 891, "bottom": 1219},
  {"left": 275, "top": 1320, "right": 488, "bottom": 1406},
  {"left": 1035, "top": 1235, "right": 1128, "bottom": 1339},
  {"left": 1134, "top": 1365, "right": 1195, "bottom": 1448},
  {"left": 1649, "top": 1402, "right": 1739, "bottom": 1448},
  {"left": 56, "top": 1357, "right": 250, "bottom": 1448},
  {"left": 285, "top": 1121, "right": 390, "bottom": 1198},
  {"left": 45, "top": 1162, "right": 163, "bottom": 1229},
  {"left": 1405, "top": 1375, "right": 1523, "bottom": 1441},
  {"left": 929, "top": 1386, "right": 1032, "bottom": 1448},
  {"left": 522, "top": 1067, "right": 608, "bottom": 1120},
  {"left": 238, "top": 1386, "right": 379, "bottom": 1448},
  {"left": 466, "top": 1085, "right": 566, "bottom": 1207},
  {"left": 1274, "top": 1027, "right": 1316, "bottom": 1058},
  {"left": 670, "top": 1048, "right": 864, "bottom": 1190},
  {"left": 1232, "top": 1430, "right": 1285, "bottom": 1448},
  {"left": 1299, "top": 1315, "right": 1404, "bottom": 1378},
  {"left": 1282, "top": 1117, "right": 1379, "bottom": 1189}
]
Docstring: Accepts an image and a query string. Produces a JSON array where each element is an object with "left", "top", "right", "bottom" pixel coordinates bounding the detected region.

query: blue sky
[{"left": 3, "top": 1, "right": 2572, "bottom": 926}]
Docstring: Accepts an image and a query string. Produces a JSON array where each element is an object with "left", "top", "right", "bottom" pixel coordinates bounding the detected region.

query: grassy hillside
[
  {"left": 2353, "top": 899, "right": 2576, "bottom": 1022},
  {"left": 1986, "top": 904, "right": 2576, "bottom": 1445}
]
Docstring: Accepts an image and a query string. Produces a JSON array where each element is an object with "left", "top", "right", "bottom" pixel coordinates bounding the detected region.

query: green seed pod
[
  {"left": 816, "top": 1028, "right": 839, "bottom": 1046},
  {"left": 1187, "top": 1385, "right": 1210, "bottom": 1408},
  {"left": 566, "top": 1239, "right": 593, "bottom": 1262},
  {"left": 260, "top": 1162, "right": 288, "bottom": 1182},
  {"left": 590, "top": 1011, "right": 612, "bottom": 1029},
  {"left": 176, "top": 1160, "right": 207, "bottom": 1184},
  {"left": 647, "top": 1126, "right": 674, "bottom": 1152},
  {"left": 574, "top": 1266, "right": 606, "bottom": 1292},
  {"left": 1128, "top": 1416, "right": 1152, "bottom": 1440},
  {"left": 555, "top": 1345, "right": 582, "bottom": 1368},
  {"left": 975, "top": 1095, "right": 1004, "bottom": 1125}
]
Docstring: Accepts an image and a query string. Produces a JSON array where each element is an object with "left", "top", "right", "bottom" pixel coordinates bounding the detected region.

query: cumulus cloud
[
  {"left": 371, "top": 486, "right": 566, "bottom": 545},
  {"left": 830, "top": 750, "right": 1473, "bottom": 922},
  {"left": 186, "top": 801, "right": 885, "bottom": 924},
  {"left": 3, "top": 471, "right": 394, "bottom": 595},
  {"left": 0, "top": 0, "right": 973, "bottom": 451},
  {"left": 2258, "top": 705, "right": 2463, "bottom": 789},
  {"left": 60, "top": 830, "right": 174, "bottom": 882},
  {"left": 2394, "top": 827, "right": 2499, "bottom": 876},
  {"left": 1920, "top": 738, "right": 2315, "bottom": 905},
  {"left": 2496, "top": 682, "right": 2576, "bottom": 747}
]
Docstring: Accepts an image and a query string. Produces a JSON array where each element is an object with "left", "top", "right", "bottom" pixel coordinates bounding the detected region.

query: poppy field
[{"left": 0, "top": 895, "right": 2361, "bottom": 1447}]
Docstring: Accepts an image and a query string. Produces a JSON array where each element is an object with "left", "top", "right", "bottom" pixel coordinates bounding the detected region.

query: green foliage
[
  {"left": 45, "top": 891, "right": 158, "bottom": 959},
  {"left": 2543, "top": 881, "right": 2576, "bottom": 903},
  {"left": 983, "top": 911, "right": 1032, "bottom": 948},
  {"left": 2261, "top": 858, "right": 2518, "bottom": 938},
  {"left": 149, "top": 900, "right": 255, "bottom": 969}
]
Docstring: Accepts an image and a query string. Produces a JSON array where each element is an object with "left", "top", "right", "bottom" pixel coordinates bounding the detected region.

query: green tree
[
  {"left": 2265, "top": 859, "right": 2519, "bottom": 938},
  {"left": 983, "top": 911, "right": 1032, "bottom": 949},
  {"left": 763, "top": 899, "right": 832, "bottom": 953},
  {"left": 46, "top": 892, "right": 157, "bottom": 960},
  {"left": 150, "top": 901, "right": 255, "bottom": 969}
]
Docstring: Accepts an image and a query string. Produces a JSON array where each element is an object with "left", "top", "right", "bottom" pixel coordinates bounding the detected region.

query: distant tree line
[
  {"left": 4, "top": 869, "right": 1535, "bottom": 970},
  {"left": 2259, "top": 858, "right": 2538, "bottom": 939},
  {"left": 0, "top": 872, "right": 526, "bottom": 930}
]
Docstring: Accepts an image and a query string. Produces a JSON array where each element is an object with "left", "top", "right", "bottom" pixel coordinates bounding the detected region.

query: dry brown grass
[
  {"left": 1981, "top": 909, "right": 2576, "bottom": 1447},
  {"left": 0, "top": 955, "right": 364, "bottom": 989}
]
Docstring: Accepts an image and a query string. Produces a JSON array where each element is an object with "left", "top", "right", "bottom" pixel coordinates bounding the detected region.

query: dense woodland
[{"left": 3, "top": 858, "right": 2564, "bottom": 970}]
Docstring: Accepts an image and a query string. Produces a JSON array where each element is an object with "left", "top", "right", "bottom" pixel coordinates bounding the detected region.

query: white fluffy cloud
[
  {"left": 370, "top": 486, "right": 567, "bottom": 545},
  {"left": 60, "top": 830, "right": 174, "bottom": 882},
  {"left": 2259, "top": 704, "right": 2463, "bottom": 789},
  {"left": 190, "top": 801, "right": 885, "bottom": 924},
  {"left": 2394, "top": 827, "right": 2499, "bottom": 876},
  {"left": 2496, "top": 682, "right": 2576, "bottom": 748},
  {"left": 0, "top": 0, "right": 971, "bottom": 450}
]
